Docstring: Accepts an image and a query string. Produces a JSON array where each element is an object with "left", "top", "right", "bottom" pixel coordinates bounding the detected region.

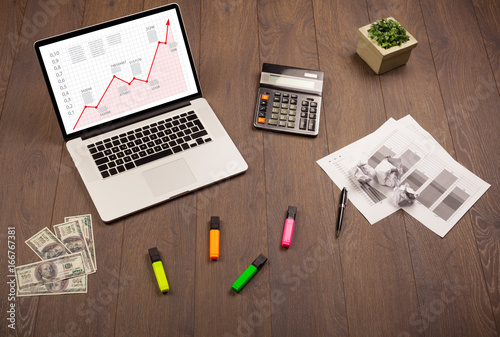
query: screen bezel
[{"left": 34, "top": 3, "right": 202, "bottom": 141}]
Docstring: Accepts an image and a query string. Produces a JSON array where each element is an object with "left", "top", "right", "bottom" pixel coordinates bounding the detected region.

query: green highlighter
[{"left": 231, "top": 254, "right": 268, "bottom": 293}]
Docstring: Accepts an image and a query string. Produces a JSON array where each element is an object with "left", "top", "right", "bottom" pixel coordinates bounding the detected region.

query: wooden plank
[
  {"left": 313, "top": 0, "right": 423, "bottom": 336},
  {"left": 0, "top": 0, "right": 27, "bottom": 120},
  {"left": 0, "top": 1, "right": 85, "bottom": 336},
  {"left": 473, "top": 0, "right": 500, "bottom": 94},
  {"left": 192, "top": 1, "right": 271, "bottom": 336},
  {"left": 111, "top": 1, "right": 201, "bottom": 336},
  {"left": 419, "top": 0, "right": 500, "bottom": 335},
  {"left": 257, "top": 0, "right": 349, "bottom": 335},
  {"left": 364, "top": 1, "right": 498, "bottom": 336}
]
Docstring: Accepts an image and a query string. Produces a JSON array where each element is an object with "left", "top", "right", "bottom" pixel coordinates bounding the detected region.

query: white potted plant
[{"left": 357, "top": 17, "right": 418, "bottom": 74}]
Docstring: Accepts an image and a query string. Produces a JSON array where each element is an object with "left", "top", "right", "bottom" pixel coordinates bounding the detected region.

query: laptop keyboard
[{"left": 87, "top": 111, "right": 211, "bottom": 178}]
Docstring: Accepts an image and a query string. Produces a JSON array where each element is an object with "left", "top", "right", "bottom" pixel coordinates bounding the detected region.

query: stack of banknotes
[{"left": 15, "top": 215, "right": 96, "bottom": 296}]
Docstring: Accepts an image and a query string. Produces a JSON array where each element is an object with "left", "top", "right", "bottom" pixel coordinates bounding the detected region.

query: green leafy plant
[{"left": 368, "top": 18, "right": 410, "bottom": 49}]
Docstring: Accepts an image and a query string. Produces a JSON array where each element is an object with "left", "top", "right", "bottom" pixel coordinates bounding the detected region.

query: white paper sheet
[{"left": 317, "top": 115, "right": 490, "bottom": 237}]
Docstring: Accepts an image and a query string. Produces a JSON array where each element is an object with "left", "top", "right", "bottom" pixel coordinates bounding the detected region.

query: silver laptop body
[{"left": 35, "top": 4, "right": 247, "bottom": 222}]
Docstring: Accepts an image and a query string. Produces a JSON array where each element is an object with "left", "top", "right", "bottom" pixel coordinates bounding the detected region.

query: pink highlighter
[{"left": 282, "top": 206, "right": 297, "bottom": 248}]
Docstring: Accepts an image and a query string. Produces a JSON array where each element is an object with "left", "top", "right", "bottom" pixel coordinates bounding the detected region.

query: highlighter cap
[
  {"left": 251, "top": 254, "right": 268, "bottom": 270},
  {"left": 210, "top": 216, "right": 220, "bottom": 230},
  {"left": 149, "top": 247, "right": 161, "bottom": 263},
  {"left": 287, "top": 206, "right": 297, "bottom": 220}
]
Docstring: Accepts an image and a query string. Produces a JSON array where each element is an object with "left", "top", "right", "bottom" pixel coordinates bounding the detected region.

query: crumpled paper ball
[
  {"left": 354, "top": 161, "right": 377, "bottom": 183},
  {"left": 374, "top": 157, "right": 403, "bottom": 188},
  {"left": 393, "top": 182, "right": 419, "bottom": 206}
]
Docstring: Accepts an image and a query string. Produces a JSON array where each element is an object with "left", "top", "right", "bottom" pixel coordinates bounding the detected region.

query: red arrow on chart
[{"left": 73, "top": 20, "right": 171, "bottom": 130}]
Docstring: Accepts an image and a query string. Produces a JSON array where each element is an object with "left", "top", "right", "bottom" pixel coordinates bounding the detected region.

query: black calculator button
[
  {"left": 260, "top": 101, "right": 267, "bottom": 106},
  {"left": 282, "top": 98, "right": 289, "bottom": 103},
  {"left": 258, "top": 112, "right": 266, "bottom": 117},
  {"left": 283, "top": 93, "right": 289, "bottom": 97},
  {"left": 308, "top": 119, "right": 316, "bottom": 131},
  {"left": 309, "top": 113, "right": 316, "bottom": 119},
  {"left": 299, "top": 119, "right": 307, "bottom": 130},
  {"left": 268, "top": 120, "right": 278, "bottom": 126},
  {"left": 291, "top": 94, "right": 297, "bottom": 99},
  {"left": 300, "top": 112, "right": 308, "bottom": 118},
  {"left": 301, "top": 106, "right": 308, "bottom": 112},
  {"left": 310, "top": 102, "right": 318, "bottom": 107},
  {"left": 259, "top": 106, "right": 266, "bottom": 111},
  {"left": 310, "top": 107, "right": 317, "bottom": 113},
  {"left": 290, "top": 99, "right": 297, "bottom": 104},
  {"left": 279, "top": 121, "right": 286, "bottom": 127},
  {"left": 275, "top": 92, "right": 281, "bottom": 96},
  {"left": 302, "top": 101, "right": 309, "bottom": 106},
  {"left": 274, "top": 96, "right": 281, "bottom": 102}
]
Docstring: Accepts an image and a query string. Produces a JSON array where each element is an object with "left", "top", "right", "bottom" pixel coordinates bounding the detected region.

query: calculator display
[{"left": 268, "top": 75, "right": 315, "bottom": 90}]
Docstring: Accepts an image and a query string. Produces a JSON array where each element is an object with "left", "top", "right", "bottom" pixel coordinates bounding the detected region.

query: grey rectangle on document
[
  {"left": 368, "top": 145, "right": 396, "bottom": 168},
  {"left": 400, "top": 149, "right": 421, "bottom": 172},
  {"left": 418, "top": 170, "right": 457, "bottom": 208},
  {"left": 433, "top": 187, "right": 469, "bottom": 221},
  {"left": 147, "top": 30, "right": 158, "bottom": 43},
  {"left": 130, "top": 63, "right": 142, "bottom": 76},
  {"left": 405, "top": 169, "right": 428, "bottom": 190}
]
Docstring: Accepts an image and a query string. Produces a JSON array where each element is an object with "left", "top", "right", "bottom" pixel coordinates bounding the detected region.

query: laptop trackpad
[{"left": 142, "top": 159, "right": 197, "bottom": 197}]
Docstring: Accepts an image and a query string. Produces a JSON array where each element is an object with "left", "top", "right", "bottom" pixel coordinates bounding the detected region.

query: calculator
[{"left": 253, "top": 63, "right": 324, "bottom": 137}]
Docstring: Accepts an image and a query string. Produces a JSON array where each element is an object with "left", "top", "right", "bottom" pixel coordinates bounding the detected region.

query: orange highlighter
[{"left": 210, "top": 216, "right": 220, "bottom": 260}]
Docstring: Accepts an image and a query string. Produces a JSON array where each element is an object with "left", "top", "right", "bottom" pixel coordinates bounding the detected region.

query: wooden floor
[{"left": 1, "top": 0, "right": 499, "bottom": 336}]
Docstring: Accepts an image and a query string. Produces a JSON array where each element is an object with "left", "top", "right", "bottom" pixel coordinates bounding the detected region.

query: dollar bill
[
  {"left": 65, "top": 214, "right": 97, "bottom": 271},
  {"left": 23, "top": 227, "right": 87, "bottom": 296},
  {"left": 15, "top": 253, "right": 86, "bottom": 290},
  {"left": 54, "top": 220, "right": 96, "bottom": 274},
  {"left": 17, "top": 275, "right": 87, "bottom": 296},
  {"left": 25, "top": 227, "right": 71, "bottom": 260}
]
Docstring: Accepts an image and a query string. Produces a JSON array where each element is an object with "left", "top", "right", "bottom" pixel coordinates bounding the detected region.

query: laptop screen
[{"left": 35, "top": 4, "right": 200, "bottom": 139}]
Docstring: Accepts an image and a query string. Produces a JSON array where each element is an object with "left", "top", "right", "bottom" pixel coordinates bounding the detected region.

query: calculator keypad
[{"left": 254, "top": 88, "right": 320, "bottom": 136}]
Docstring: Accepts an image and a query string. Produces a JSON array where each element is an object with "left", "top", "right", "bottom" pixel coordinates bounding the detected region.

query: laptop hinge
[{"left": 80, "top": 101, "right": 191, "bottom": 140}]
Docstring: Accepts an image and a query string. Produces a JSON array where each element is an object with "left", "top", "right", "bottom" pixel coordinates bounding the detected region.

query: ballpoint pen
[{"left": 337, "top": 188, "right": 348, "bottom": 237}]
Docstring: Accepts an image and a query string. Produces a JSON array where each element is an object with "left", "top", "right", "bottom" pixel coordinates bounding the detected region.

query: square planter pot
[{"left": 356, "top": 17, "right": 418, "bottom": 74}]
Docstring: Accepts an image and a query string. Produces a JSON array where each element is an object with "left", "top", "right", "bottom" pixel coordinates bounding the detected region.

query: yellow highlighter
[{"left": 149, "top": 247, "right": 169, "bottom": 294}]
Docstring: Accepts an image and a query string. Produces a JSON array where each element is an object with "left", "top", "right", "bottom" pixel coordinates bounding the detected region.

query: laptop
[{"left": 34, "top": 4, "right": 248, "bottom": 222}]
